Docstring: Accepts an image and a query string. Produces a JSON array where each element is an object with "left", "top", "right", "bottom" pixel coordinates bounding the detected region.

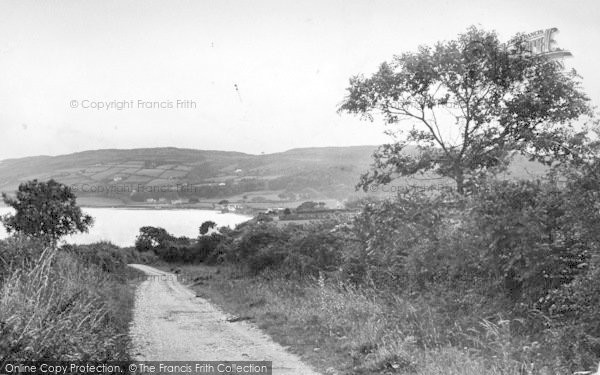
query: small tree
[
  {"left": 339, "top": 26, "right": 593, "bottom": 193},
  {"left": 134, "top": 226, "right": 173, "bottom": 252},
  {"left": 199, "top": 220, "right": 217, "bottom": 235},
  {"left": 1, "top": 179, "right": 93, "bottom": 243}
]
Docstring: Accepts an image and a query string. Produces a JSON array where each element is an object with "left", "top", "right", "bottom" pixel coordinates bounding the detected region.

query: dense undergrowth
[
  {"left": 0, "top": 238, "right": 146, "bottom": 362},
  {"left": 142, "top": 160, "right": 600, "bottom": 374},
  {"left": 181, "top": 264, "right": 532, "bottom": 375}
]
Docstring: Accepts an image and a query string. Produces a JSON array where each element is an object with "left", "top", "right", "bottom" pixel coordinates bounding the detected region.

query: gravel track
[{"left": 128, "top": 264, "right": 320, "bottom": 375}]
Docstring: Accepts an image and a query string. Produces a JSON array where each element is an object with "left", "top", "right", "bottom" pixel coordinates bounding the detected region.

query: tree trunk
[{"left": 455, "top": 172, "right": 465, "bottom": 195}]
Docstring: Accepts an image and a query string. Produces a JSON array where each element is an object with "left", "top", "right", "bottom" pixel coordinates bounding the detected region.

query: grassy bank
[
  {"left": 169, "top": 264, "right": 526, "bottom": 375},
  {"left": 0, "top": 238, "right": 144, "bottom": 362}
]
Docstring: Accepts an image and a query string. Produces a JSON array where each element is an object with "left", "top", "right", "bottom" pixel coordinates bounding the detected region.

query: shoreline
[{"left": 77, "top": 204, "right": 257, "bottom": 217}]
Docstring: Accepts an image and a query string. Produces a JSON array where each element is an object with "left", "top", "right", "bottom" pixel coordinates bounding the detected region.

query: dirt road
[{"left": 128, "top": 264, "right": 320, "bottom": 375}]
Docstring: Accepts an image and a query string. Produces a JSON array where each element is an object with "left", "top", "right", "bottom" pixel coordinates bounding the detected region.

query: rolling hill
[{"left": 0, "top": 146, "right": 547, "bottom": 206}]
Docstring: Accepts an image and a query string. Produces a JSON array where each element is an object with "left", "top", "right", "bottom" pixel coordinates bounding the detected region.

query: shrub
[
  {"left": 539, "top": 257, "right": 600, "bottom": 369},
  {"left": 246, "top": 244, "right": 287, "bottom": 275},
  {"left": 281, "top": 226, "right": 343, "bottom": 277},
  {"left": 466, "top": 176, "right": 599, "bottom": 304},
  {"left": 234, "top": 224, "right": 289, "bottom": 263},
  {"left": 62, "top": 242, "right": 128, "bottom": 274},
  {"left": 193, "top": 233, "right": 224, "bottom": 262},
  {"left": 134, "top": 226, "right": 174, "bottom": 252},
  {"left": 154, "top": 238, "right": 191, "bottom": 263},
  {"left": 347, "top": 188, "right": 458, "bottom": 288}
]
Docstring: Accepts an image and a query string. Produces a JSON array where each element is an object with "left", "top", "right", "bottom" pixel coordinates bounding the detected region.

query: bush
[
  {"left": 60, "top": 242, "right": 158, "bottom": 275},
  {"left": 134, "top": 226, "right": 174, "bottom": 252},
  {"left": 233, "top": 224, "right": 289, "bottom": 263},
  {"left": 154, "top": 238, "right": 192, "bottom": 263},
  {"left": 62, "top": 242, "right": 128, "bottom": 274},
  {"left": 193, "top": 233, "right": 224, "bottom": 262},
  {"left": 539, "top": 257, "right": 600, "bottom": 369},
  {"left": 281, "top": 226, "right": 343, "bottom": 277},
  {"left": 246, "top": 244, "right": 287, "bottom": 275},
  {"left": 465, "top": 175, "right": 600, "bottom": 305},
  {"left": 347, "top": 188, "right": 458, "bottom": 288}
]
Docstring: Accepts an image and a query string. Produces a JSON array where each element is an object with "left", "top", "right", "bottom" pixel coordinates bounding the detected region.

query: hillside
[
  {"left": 0, "top": 146, "right": 547, "bottom": 207},
  {"left": 0, "top": 146, "right": 377, "bottom": 205}
]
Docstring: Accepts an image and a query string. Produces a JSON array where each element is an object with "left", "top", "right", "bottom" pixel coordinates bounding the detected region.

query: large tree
[
  {"left": 1, "top": 179, "right": 93, "bottom": 243},
  {"left": 339, "top": 27, "right": 593, "bottom": 193}
]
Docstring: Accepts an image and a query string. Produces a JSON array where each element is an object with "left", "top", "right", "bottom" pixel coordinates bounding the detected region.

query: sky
[{"left": 0, "top": 0, "right": 599, "bottom": 160}]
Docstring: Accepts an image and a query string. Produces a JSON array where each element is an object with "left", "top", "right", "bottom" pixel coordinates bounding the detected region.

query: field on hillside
[{"left": 0, "top": 146, "right": 547, "bottom": 206}]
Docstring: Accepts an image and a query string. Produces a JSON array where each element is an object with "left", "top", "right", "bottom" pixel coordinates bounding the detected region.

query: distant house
[
  {"left": 218, "top": 182, "right": 226, "bottom": 186},
  {"left": 146, "top": 198, "right": 156, "bottom": 203},
  {"left": 171, "top": 199, "right": 183, "bottom": 205},
  {"left": 113, "top": 176, "right": 123, "bottom": 182},
  {"left": 219, "top": 203, "right": 244, "bottom": 212},
  {"left": 158, "top": 197, "right": 167, "bottom": 203},
  {"left": 235, "top": 169, "right": 243, "bottom": 173}
]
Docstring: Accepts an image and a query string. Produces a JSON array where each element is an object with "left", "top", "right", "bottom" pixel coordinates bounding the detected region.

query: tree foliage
[
  {"left": 1, "top": 179, "right": 93, "bottom": 242},
  {"left": 199, "top": 220, "right": 217, "bottom": 235},
  {"left": 134, "top": 226, "right": 174, "bottom": 252},
  {"left": 339, "top": 26, "right": 593, "bottom": 193}
]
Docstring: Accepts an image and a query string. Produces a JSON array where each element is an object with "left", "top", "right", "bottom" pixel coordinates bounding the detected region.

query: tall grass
[
  {"left": 182, "top": 264, "right": 535, "bottom": 375},
  {"left": 0, "top": 240, "right": 138, "bottom": 362}
]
